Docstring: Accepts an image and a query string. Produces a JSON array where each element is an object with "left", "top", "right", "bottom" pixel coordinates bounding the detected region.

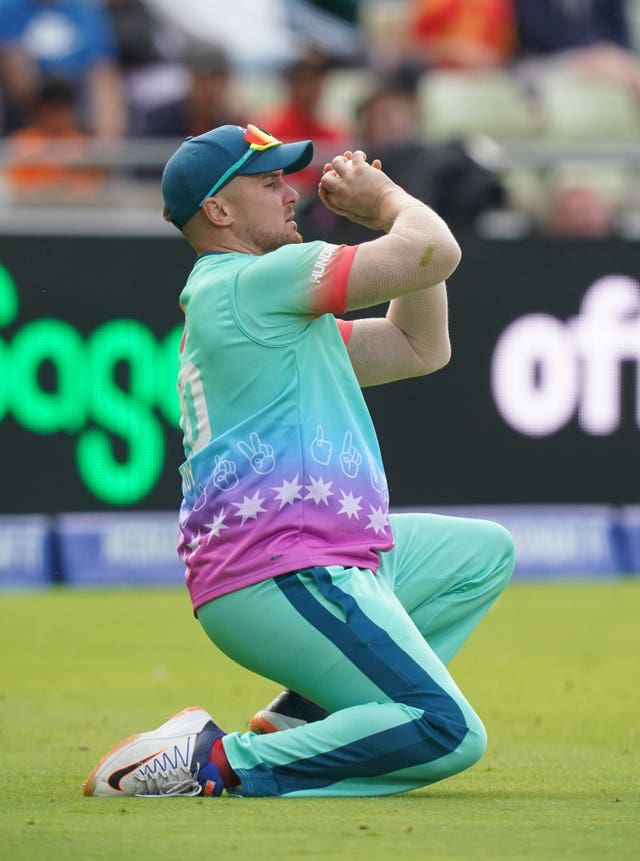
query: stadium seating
[
  {"left": 536, "top": 72, "right": 640, "bottom": 142},
  {"left": 417, "top": 70, "right": 539, "bottom": 141},
  {"left": 317, "top": 67, "right": 372, "bottom": 128},
  {"left": 229, "top": 72, "right": 288, "bottom": 117}
]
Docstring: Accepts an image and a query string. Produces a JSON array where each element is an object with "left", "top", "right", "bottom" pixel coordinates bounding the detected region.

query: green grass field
[{"left": 1, "top": 580, "right": 638, "bottom": 861}]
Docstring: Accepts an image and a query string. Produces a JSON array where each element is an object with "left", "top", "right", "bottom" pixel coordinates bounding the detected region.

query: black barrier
[
  {"left": 0, "top": 233, "right": 638, "bottom": 512},
  {"left": 367, "top": 237, "right": 640, "bottom": 506}
]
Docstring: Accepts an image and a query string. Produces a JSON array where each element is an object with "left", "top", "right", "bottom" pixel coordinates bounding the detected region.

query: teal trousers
[{"left": 197, "top": 512, "right": 514, "bottom": 797}]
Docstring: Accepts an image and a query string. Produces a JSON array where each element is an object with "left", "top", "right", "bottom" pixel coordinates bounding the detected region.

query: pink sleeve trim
[
  {"left": 315, "top": 244, "right": 358, "bottom": 315},
  {"left": 335, "top": 318, "right": 354, "bottom": 345}
]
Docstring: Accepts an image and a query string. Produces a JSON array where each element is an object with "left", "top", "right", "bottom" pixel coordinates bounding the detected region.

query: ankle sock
[{"left": 209, "top": 737, "right": 240, "bottom": 787}]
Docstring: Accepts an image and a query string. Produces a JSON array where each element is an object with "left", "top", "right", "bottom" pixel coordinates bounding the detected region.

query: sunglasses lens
[{"left": 245, "top": 123, "right": 282, "bottom": 151}]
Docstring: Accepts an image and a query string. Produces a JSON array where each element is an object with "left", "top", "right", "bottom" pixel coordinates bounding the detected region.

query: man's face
[{"left": 219, "top": 171, "right": 302, "bottom": 254}]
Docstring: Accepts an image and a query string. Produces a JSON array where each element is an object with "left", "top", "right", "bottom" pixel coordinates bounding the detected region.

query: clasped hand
[{"left": 317, "top": 150, "right": 399, "bottom": 231}]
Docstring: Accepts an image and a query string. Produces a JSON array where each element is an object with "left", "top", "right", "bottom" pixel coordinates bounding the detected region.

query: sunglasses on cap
[{"left": 198, "top": 124, "right": 283, "bottom": 204}]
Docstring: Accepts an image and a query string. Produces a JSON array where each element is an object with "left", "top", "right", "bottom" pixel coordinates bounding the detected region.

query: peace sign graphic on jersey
[{"left": 237, "top": 432, "right": 276, "bottom": 475}]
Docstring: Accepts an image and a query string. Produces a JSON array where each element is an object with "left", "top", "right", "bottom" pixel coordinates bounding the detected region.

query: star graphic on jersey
[
  {"left": 272, "top": 474, "right": 303, "bottom": 510},
  {"left": 365, "top": 505, "right": 390, "bottom": 535},
  {"left": 205, "top": 507, "right": 228, "bottom": 543},
  {"left": 337, "top": 490, "right": 362, "bottom": 520},
  {"left": 232, "top": 490, "right": 267, "bottom": 526},
  {"left": 304, "top": 475, "right": 333, "bottom": 506},
  {"left": 187, "top": 530, "right": 202, "bottom": 554}
]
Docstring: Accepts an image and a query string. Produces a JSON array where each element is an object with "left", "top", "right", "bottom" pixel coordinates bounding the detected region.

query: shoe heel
[{"left": 248, "top": 715, "right": 280, "bottom": 734}]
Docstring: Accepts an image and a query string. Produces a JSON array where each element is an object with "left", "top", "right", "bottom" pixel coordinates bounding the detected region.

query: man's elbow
[
  {"left": 424, "top": 342, "right": 452, "bottom": 375},
  {"left": 410, "top": 340, "right": 452, "bottom": 377},
  {"left": 418, "top": 233, "right": 461, "bottom": 287},
  {"left": 441, "top": 235, "right": 462, "bottom": 282}
]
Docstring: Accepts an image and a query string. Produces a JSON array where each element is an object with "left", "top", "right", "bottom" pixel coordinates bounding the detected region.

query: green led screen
[
  {"left": 0, "top": 234, "right": 638, "bottom": 513},
  {"left": 0, "top": 236, "right": 192, "bottom": 511}
]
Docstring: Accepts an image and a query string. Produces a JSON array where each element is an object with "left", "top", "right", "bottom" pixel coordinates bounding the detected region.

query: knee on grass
[
  {"left": 460, "top": 713, "right": 488, "bottom": 769},
  {"left": 407, "top": 712, "right": 488, "bottom": 789},
  {"left": 442, "top": 711, "right": 487, "bottom": 774},
  {"left": 481, "top": 520, "right": 516, "bottom": 591}
]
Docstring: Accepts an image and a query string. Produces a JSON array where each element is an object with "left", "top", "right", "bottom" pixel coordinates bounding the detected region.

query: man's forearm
[{"left": 387, "top": 282, "right": 451, "bottom": 373}]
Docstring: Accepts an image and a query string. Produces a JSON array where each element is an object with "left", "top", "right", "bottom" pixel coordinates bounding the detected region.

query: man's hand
[{"left": 318, "top": 150, "right": 411, "bottom": 231}]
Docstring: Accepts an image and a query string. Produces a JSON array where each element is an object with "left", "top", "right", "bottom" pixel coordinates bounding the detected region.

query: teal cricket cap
[{"left": 161, "top": 123, "right": 314, "bottom": 229}]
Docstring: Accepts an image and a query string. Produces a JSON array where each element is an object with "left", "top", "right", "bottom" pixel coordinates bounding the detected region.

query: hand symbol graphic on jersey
[
  {"left": 213, "top": 455, "right": 239, "bottom": 492},
  {"left": 192, "top": 481, "right": 208, "bottom": 511},
  {"left": 311, "top": 424, "right": 333, "bottom": 466},
  {"left": 369, "top": 461, "right": 389, "bottom": 504},
  {"left": 237, "top": 432, "right": 276, "bottom": 475},
  {"left": 339, "top": 431, "right": 362, "bottom": 478}
]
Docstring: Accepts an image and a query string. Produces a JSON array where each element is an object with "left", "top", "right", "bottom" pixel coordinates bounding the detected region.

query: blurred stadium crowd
[{"left": 1, "top": 0, "right": 640, "bottom": 238}]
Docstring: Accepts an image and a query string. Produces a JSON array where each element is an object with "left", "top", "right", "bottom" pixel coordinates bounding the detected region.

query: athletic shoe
[
  {"left": 248, "top": 690, "right": 329, "bottom": 734},
  {"left": 83, "top": 706, "right": 225, "bottom": 797}
]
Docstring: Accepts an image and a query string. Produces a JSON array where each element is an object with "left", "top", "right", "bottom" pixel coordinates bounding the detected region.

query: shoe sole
[{"left": 83, "top": 706, "right": 206, "bottom": 796}]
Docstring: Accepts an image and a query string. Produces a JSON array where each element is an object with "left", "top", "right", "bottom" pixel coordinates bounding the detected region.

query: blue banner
[
  {"left": 0, "top": 515, "right": 55, "bottom": 589},
  {"left": 56, "top": 512, "right": 185, "bottom": 586},
  {"left": 1, "top": 506, "right": 638, "bottom": 589}
]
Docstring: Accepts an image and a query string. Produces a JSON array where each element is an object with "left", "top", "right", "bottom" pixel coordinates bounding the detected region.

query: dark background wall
[{"left": 0, "top": 233, "right": 638, "bottom": 512}]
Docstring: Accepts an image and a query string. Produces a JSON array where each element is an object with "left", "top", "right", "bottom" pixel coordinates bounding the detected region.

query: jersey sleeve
[{"left": 234, "top": 241, "right": 357, "bottom": 342}]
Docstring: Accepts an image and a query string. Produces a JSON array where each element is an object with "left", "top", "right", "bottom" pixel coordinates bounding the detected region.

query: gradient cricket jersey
[{"left": 177, "top": 240, "right": 393, "bottom": 611}]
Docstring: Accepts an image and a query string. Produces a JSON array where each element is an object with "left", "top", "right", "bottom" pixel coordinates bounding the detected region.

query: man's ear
[{"left": 201, "top": 196, "right": 232, "bottom": 227}]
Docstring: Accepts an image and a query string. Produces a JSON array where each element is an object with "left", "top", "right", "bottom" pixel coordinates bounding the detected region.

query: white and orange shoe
[
  {"left": 83, "top": 707, "right": 225, "bottom": 797},
  {"left": 248, "top": 690, "right": 328, "bottom": 734}
]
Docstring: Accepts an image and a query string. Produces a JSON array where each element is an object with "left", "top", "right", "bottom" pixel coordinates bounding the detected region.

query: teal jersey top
[{"left": 177, "top": 240, "right": 393, "bottom": 610}]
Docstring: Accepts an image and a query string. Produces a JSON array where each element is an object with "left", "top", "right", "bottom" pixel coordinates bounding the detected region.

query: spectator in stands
[
  {"left": 541, "top": 182, "right": 618, "bottom": 237},
  {"left": 0, "top": 0, "right": 126, "bottom": 137},
  {"left": 3, "top": 75, "right": 106, "bottom": 199},
  {"left": 408, "top": 0, "right": 516, "bottom": 70},
  {"left": 105, "top": 0, "right": 189, "bottom": 135},
  {"left": 512, "top": 0, "right": 640, "bottom": 103},
  {"left": 255, "top": 46, "right": 350, "bottom": 197},
  {"left": 297, "top": 66, "right": 506, "bottom": 241},
  {"left": 133, "top": 43, "right": 247, "bottom": 138}
]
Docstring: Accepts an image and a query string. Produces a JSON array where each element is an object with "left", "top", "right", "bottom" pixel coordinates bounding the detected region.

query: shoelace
[{"left": 132, "top": 762, "right": 203, "bottom": 797}]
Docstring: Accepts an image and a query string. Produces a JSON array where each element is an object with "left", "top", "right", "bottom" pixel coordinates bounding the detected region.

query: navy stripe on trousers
[{"left": 243, "top": 567, "right": 470, "bottom": 793}]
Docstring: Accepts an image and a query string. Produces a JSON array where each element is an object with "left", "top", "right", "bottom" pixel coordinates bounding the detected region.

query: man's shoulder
[
  {"left": 188, "top": 242, "right": 335, "bottom": 290},
  {"left": 182, "top": 252, "right": 247, "bottom": 299},
  {"left": 244, "top": 240, "right": 329, "bottom": 272}
]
